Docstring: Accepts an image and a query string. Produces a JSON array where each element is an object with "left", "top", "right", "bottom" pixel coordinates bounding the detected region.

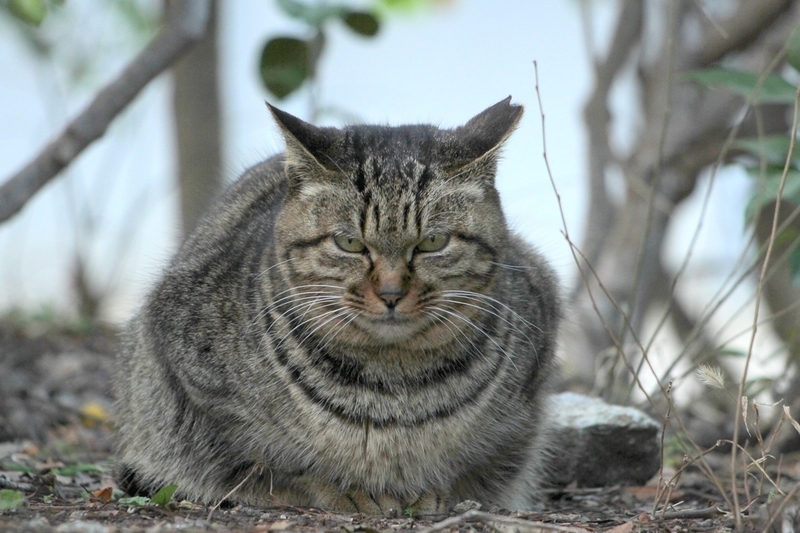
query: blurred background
[{"left": 1, "top": 0, "right": 800, "bottom": 450}]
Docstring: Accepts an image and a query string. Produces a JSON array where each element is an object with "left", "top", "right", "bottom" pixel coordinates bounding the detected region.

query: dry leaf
[
  {"left": 606, "top": 521, "right": 634, "bottom": 533},
  {"left": 742, "top": 395, "right": 750, "bottom": 436},
  {"left": 784, "top": 405, "right": 800, "bottom": 435},
  {"left": 90, "top": 486, "right": 113, "bottom": 503},
  {"left": 80, "top": 403, "right": 110, "bottom": 428}
]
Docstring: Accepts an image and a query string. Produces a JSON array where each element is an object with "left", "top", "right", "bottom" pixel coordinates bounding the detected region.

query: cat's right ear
[{"left": 266, "top": 103, "right": 343, "bottom": 185}]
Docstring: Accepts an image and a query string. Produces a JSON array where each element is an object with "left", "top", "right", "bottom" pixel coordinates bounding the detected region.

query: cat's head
[{"left": 270, "top": 98, "right": 522, "bottom": 349}]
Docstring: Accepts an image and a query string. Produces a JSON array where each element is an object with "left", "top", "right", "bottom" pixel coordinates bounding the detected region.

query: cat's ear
[
  {"left": 267, "top": 103, "right": 342, "bottom": 173},
  {"left": 450, "top": 96, "right": 523, "bottom": 168}
]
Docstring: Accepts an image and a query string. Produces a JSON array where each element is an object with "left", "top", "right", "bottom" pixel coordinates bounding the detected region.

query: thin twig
[
  {"left": 207, "top": 462, "right": 264, "bottom": 521},
  {"left": 416, "top": 510, "right": 587, "bottom": 533},
  {"left": 732, "top": 82, "right": 800, "bottom": 531},
  {"left": 660, "top": 506, "right": 725, "bottom": 520}
]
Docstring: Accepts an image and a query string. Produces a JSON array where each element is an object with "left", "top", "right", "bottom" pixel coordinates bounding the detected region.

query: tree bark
[{"left": 172, "top": 0, "right": 222, "bottom": 237}]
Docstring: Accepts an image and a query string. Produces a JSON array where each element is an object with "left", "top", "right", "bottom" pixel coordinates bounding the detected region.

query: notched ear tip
[{"left": 451, "top": 97, "right": 525, "bottom": 167}]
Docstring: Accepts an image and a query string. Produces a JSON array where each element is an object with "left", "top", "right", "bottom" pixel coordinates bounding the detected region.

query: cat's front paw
[
  {"left": 332, "top": 489, "right": 404, "bottom": 517},
  {"left": 332, "top": 489, "right": 449, "bottom": 517}
]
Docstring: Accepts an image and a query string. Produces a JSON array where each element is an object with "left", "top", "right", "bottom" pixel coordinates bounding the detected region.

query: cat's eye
[
  {"left": 334, "top": 234, "right": 366, "bottom": 253},
  {"left": 416, "top": 233, "right": 450, "bottom": 253}
]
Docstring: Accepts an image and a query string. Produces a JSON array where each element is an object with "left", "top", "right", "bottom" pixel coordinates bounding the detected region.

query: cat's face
[{"left": 270, "top": 99, "right": 522, "bottom": 349}]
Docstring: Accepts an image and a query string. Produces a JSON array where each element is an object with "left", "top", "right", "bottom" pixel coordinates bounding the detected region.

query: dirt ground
[{"left": 0, "top": 316, "right": 798, "bottom": 532}]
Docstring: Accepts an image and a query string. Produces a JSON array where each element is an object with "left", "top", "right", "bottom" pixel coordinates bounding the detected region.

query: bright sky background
[{"left": 0, "top": 1, "right": 756, "bottom": 335}]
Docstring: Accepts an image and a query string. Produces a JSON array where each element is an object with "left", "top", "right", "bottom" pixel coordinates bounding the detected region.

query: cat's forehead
[{"left": 339, "top": 124, "right": 444, "bottom": 167}]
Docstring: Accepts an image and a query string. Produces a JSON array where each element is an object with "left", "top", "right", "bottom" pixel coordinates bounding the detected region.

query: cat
[{"left": 113, "top": 97, "right": 561, "bottom": 516}]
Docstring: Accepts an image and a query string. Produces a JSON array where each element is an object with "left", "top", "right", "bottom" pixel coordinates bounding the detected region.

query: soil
[{"left": 0, "top": 317, "right": 798, "bottom": 532}]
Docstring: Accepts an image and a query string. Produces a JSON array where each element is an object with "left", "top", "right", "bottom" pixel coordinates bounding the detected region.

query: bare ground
[{"left": 0, "top": 317, "right": 797, "bottom": 532}]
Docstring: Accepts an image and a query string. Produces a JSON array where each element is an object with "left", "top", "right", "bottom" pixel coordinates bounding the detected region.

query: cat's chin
[{"left": 355, "top": 315, "right": 425, "bottom": 344}]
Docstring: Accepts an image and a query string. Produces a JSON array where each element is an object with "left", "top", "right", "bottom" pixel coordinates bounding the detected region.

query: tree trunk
[{"left": 172, "top": 0, "right": 222, "bottom": 237}]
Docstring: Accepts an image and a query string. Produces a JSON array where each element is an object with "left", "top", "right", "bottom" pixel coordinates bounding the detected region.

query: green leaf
[
  {"left": 717, "top": 347, "right": 747, "bottom": 358},
  {"left": 683, "top": 68, "right": 797, "bottom": 104},
  {"left": 118, "top": 496, "right": 150, "bottom": 506},
  {"left": 8, "top": 0, "right": 47, "bottom": 26},
  {"left": 150, "top": 484, "right": 178, "bottom": 507},
  {"left": 377, "top": 0, "right": 432, "bottom": 12},
  {"left": 52, "top": 463, "right": 102, "bottom": 476},
  {"left": 733, "top": 135, "right": 800, "bottom": 167},
  {"left": 276, "top": 0, "right": 345, "bottom": 25},
  {"left": 260, "top": 37, "right": 311, "bottom": 99},
  {"left": 787, "top": 24, "right": 800, "bottom": 73},
  {"left": 0, "top": 489, "right": 27, "bottom": 510},
  {"left": 342, "top": 11, "right": 380, "bottom": 37},
  {"left": 745, "top": 167, "right": 800, "bottom": 223},
  {"left": 1, "top": 461, "right": 34, "bottom": 474}
]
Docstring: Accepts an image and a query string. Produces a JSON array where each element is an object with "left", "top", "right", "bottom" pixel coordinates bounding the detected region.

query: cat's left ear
[
  {"left": 266, "top": 103, "right": 342, "bottom": 172},
  {"left": 450, "top": 96, "right": 523, "bottom": 168}
]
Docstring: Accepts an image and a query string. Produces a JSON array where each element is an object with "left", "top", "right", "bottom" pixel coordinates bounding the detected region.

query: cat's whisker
[
  {"left": 439, "top": 296, "right": 538, "bottom": 353},
  {"left": 269, "top": 283, "right": 346, "bottom": 302},
  {"left": 428, "top": 304, "right": 520, "bottom": 371},
  {"left": 294, "top": 308, "right": 355, "bottom": 346},
  {"left": 253, "top": 257, "right": 296, "bottom": 281},
  {"left": 440, "top": 290, "right": 544, "bottom": 349},
  {"left": 489, "top": 261, "right": 535, "bottom": 272},
  {"left": 259, "top": 298, "right": 342, "bottom": 353},
  {"left": 442, "top": 290, "right": 544, "bottom": 335},
  {"left": 421, "top": 309, "right": 478, "bottom": 355},
  {"left": 248, "top": 291, "right": 340, "bottom": 333},
  {"left": 316, "top": 311, "right": 359, "bottom": 352}
]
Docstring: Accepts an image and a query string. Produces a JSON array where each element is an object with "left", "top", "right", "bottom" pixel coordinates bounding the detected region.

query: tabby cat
[{"left": 114, "top": 97, "right": 560, "bottom": 516}]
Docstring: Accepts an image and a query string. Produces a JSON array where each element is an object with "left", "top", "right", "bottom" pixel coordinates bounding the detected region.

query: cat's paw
[
  {"left": 333, "top": 489, "right": 404, "bottom": 517},
  {"left": 405, "top": 491, "right": 449, "bottom": 516}
]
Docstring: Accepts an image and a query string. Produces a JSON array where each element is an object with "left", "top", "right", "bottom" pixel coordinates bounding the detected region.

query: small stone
[
  {"left": 548, "top": 392, "right": 661, "bottom": 488},
  {"left": 56, "top": 520, "right": 112, "bottom": 533}
]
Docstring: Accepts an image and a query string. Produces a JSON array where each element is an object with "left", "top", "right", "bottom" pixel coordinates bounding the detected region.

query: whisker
[
  {"left": 439, "top": 296, "right": 538, "bottom": 351},
  {"left": 489, "top": 261, "right": 535, "bottom": 272},
  {"left": 428, "top": 305, "right": 520, "bottom": 371},
  {"left": 442, "top": 290, "right": 543, "bottom": 335},
  {"left": 316, "top": 311, "right": 359, "bottom": 352},
  {"left": 421, "top": 309, "right": 478, "bottom": 355}
]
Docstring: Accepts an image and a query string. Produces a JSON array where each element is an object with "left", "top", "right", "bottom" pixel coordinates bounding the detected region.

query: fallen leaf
[
  {"left": 606, "top": 522, "right": 634, "bottom": 533},
  {"left": 91, "top": 486, "right": 113, "bottom": 503},
  {"left": 80, "top": 402, "right": 110, "bottom": 428},
  {"left": 0, "top": 489, "right": 27, "bottom": 510}
]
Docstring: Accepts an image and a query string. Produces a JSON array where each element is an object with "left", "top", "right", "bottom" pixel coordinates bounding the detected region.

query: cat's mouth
[{"left": 356, "top": 312, "right": 423, "bottom": 341}]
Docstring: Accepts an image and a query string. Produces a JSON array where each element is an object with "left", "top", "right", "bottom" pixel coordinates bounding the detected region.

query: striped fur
[{"left": 114, "top": 98, "right": 560, "bottom": 515}]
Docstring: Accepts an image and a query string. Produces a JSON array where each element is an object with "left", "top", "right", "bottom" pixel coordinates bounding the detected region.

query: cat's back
[{"left": 173, "top": 155, "right": 288, "bottom": 267}]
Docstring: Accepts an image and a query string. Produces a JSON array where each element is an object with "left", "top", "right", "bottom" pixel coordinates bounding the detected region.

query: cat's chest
[{"left": 295, "top": 406, "right": 479, "bottom": 488}]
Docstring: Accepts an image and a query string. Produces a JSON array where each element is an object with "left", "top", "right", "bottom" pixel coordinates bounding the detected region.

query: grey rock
[{"left": 547, "top": 392, "right": 661, "bottom": 488}]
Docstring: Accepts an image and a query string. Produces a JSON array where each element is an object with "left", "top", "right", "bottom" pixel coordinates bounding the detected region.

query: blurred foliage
[
  {"left": 1, "top": 0, "right": 158, "bottom": 63},
  {"left": 260, "top": 0, "right": 382, "bottom": 99},
  {"left": 3, "top": 0, "right": 59, "bottom": 26},
  {"left": 687, "top": 24, "right": 800, "bottom": 285}
]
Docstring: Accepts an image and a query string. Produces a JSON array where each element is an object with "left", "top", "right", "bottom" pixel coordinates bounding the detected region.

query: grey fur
[{"left": 114, "top": 97, "right": 560, "bottom": 515}]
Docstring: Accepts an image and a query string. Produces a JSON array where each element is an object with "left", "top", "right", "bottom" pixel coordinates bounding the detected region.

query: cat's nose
[{"left": 378, "top": 288, "right": 406, "bottom": 308}]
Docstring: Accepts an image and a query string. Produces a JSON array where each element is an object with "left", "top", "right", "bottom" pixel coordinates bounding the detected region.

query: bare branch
[
  {"left": 689, "top": 0, "right": 793, "bottom": 69},
  {"left": 0, "top": 0, "right": 211, "bottom": 224},
  {"left": 577, "top": 0, "right": 644, "bottom": 281}
]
